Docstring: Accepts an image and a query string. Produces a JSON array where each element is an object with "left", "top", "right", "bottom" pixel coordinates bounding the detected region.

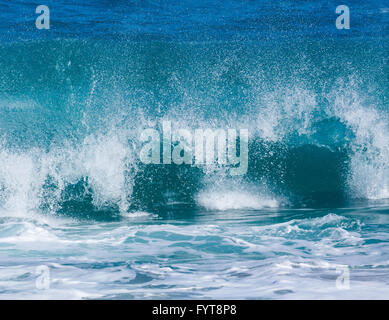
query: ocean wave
[{"left": 0, "top": 39, "right": 387, "bottom": 218}]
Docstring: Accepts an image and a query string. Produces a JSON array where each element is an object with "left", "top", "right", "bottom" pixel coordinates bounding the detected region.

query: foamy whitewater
[{"left": 0, "top": 1, "right": 388, "bottom": 299}]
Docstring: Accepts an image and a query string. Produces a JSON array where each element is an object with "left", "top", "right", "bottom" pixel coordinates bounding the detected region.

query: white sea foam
[
  {"left": 330, "top": 77, "right": 389, "bottom": 200},
  {"left": 197, "top": 190, "right": 278, "bottom": 211},
  {"left": 0, "top": 129, "right": 135, "bottom": 217}
]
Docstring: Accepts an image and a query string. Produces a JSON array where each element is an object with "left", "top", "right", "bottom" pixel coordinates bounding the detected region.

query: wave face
[{"left": 0, "top": 38, "right": 387, "bottom": 217}]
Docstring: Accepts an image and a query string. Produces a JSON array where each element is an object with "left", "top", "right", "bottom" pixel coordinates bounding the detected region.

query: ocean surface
[{"left": 0, "top": 0, "right": 388, "bottom": 299}]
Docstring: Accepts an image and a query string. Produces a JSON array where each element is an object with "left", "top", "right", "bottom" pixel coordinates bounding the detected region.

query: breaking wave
[{"left": 0, "top": 39, "right": 387, "bottom": 218}]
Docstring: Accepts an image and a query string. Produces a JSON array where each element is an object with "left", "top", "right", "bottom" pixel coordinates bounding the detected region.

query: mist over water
[{"left": 0, "top": 1, "right": 388, "bottom": 299}]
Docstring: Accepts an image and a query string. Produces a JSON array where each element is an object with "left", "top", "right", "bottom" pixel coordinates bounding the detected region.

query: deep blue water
[{"left": 0, "top": 1, "right": 388, "bottom": 299}]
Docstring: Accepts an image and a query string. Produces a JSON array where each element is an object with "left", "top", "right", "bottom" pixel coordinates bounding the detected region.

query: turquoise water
[{"left": 0, "top": 1, "right": 388, "bottom": 299}]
